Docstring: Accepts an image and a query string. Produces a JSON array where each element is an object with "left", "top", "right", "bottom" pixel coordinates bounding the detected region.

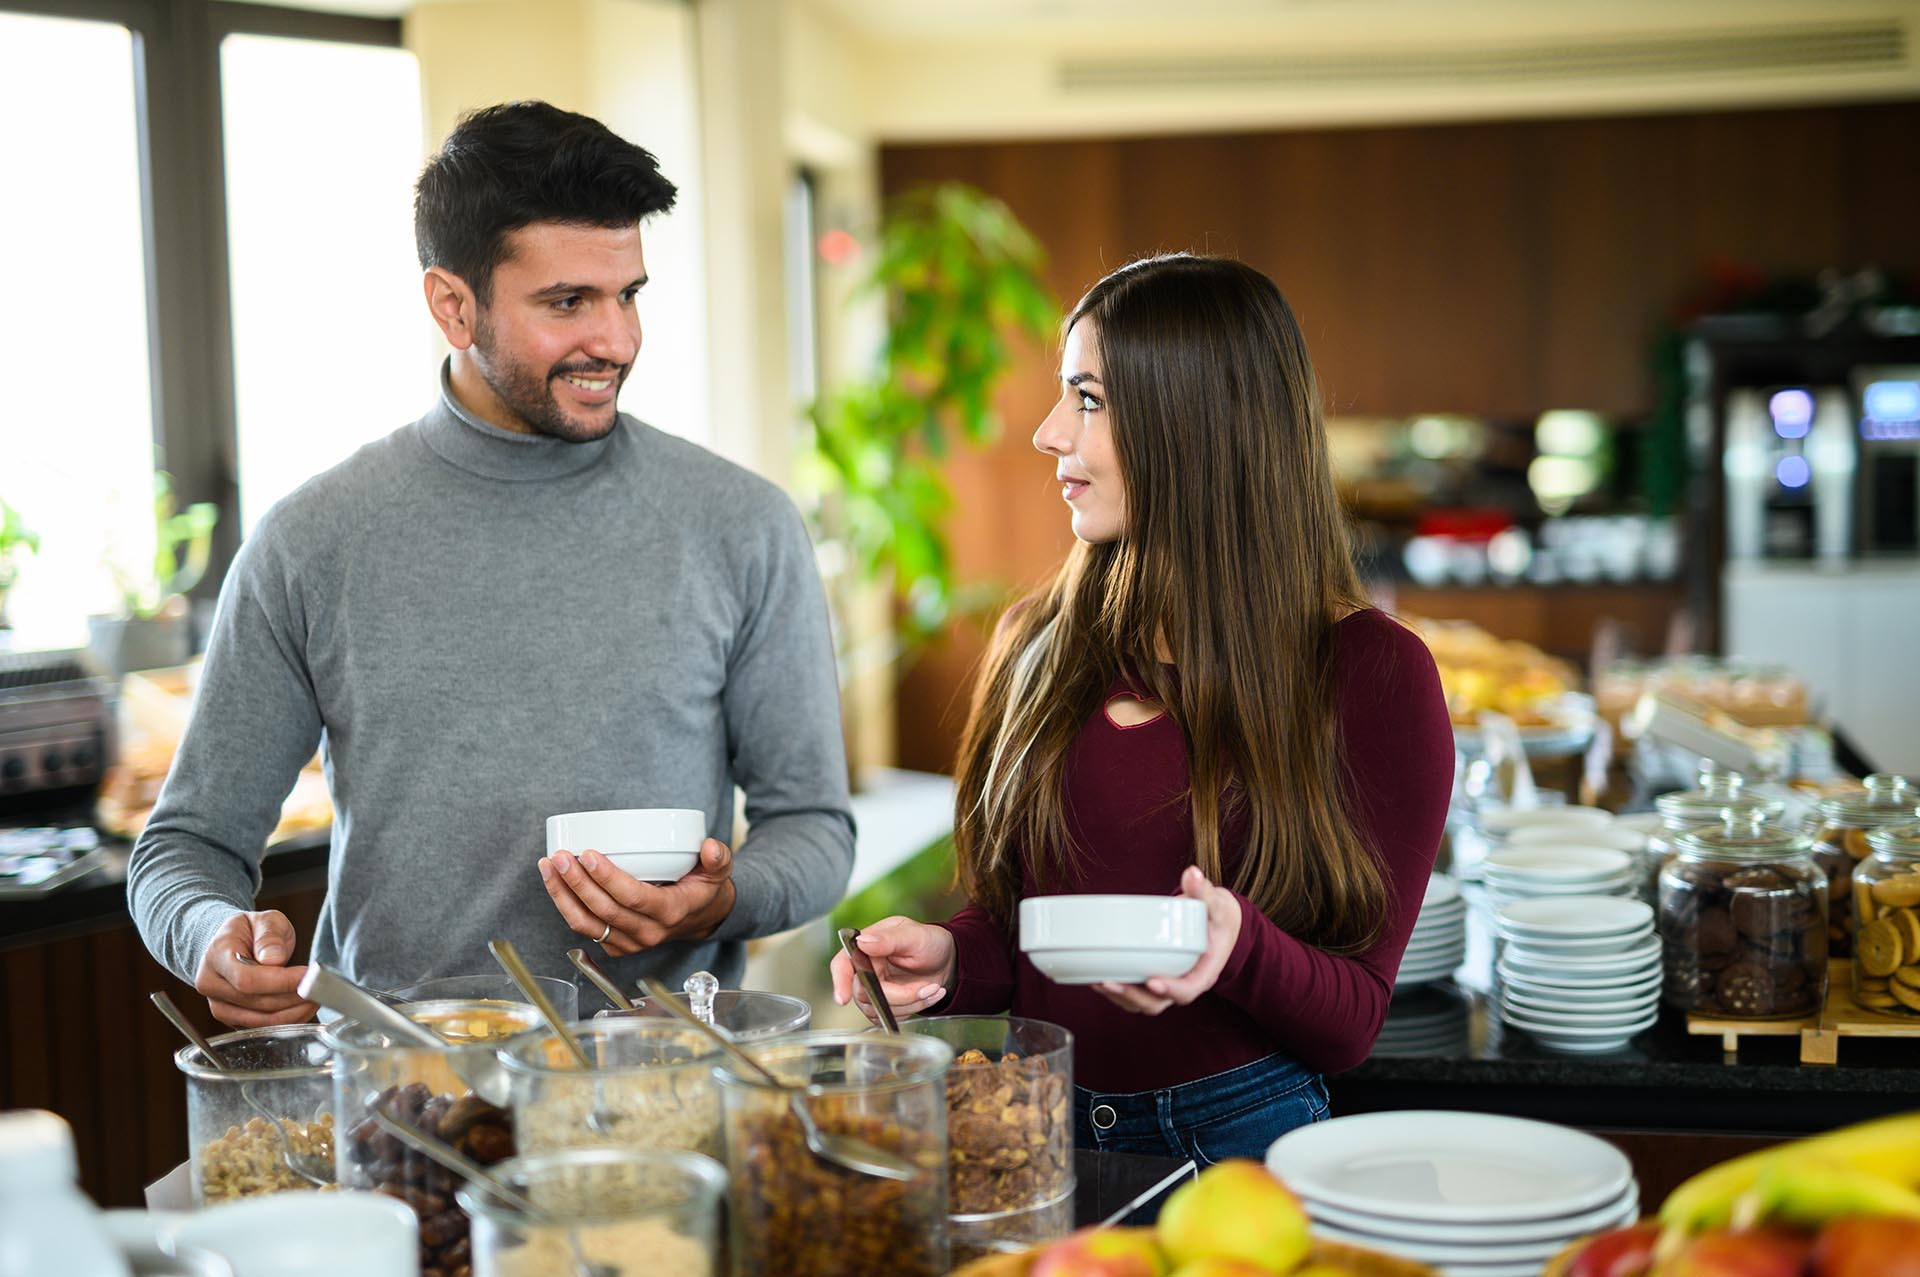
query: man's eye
[
  {"left": 553, "top": 296, "right": 580, "bottom": 312},
  {"left": 621, "top": 287, "right": 641, "bottom": 303}
]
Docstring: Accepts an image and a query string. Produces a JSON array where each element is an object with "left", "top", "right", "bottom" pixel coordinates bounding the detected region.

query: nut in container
[{"left": 173, "top": 1023, "right": 336, "bottom": 1205}]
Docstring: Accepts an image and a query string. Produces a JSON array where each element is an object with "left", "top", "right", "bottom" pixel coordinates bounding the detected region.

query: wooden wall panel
[{"left": 881, "top": 101, "right": 1920, "bottom": 773}]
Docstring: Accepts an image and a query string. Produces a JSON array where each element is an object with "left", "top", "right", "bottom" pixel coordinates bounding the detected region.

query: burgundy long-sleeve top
[{"left": 937, "top": 609, "right": 1453, "bottom": 1093}]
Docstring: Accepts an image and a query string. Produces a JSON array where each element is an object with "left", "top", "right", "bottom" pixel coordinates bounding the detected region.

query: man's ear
[{"left": 424, "top": 266, "right": 479, "bottom": 349}]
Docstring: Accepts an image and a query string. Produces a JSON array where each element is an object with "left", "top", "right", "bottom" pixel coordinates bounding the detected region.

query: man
[{"left": 128, "top": 101, "right": 855, "bottom": 1026}]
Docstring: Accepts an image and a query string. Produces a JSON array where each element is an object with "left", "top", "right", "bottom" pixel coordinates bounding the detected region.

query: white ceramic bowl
[
  {"left": 1020, "top": 895, "right": 1207, "bottom": 984},
  {"left": 545, "top": 808, "right": 706, "bottom": 882}
]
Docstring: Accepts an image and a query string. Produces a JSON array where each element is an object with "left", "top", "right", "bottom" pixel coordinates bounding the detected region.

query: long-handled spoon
[
  {"left": 372, "top": 1111, "right": 611, "bottom": 1277},
  {"left": 296, "top": 963, "right": 512, "bottom": 1104},
  {"left": 492, "top": 939, "right": 616, "bottom": 1135},
  {"left": 149, "top": 991, "right": 333, "bottom": 1187},
  {"left": 566, "top": 947, "right": 635, "bottom": 1012},
  {"left": 837, "top": 927, "right": 902, "bottom": 1034},
  {"left": 638, "top": 977, "right": 920, "bottom": 1182}
]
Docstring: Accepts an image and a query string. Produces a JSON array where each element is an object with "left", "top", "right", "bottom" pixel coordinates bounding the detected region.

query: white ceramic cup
[{"left": 546, "top": 808, "right": 707, "bottom": 882}]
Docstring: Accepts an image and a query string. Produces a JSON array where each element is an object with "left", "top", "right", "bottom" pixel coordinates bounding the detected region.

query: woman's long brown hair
[{"left": 952, "top": 254, "right": 1390, "bottom": 954}]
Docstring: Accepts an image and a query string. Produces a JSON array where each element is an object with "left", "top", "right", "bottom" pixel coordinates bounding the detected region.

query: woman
[{"left": 830, "top": 253, "right": 1453, "bottom": 1164}]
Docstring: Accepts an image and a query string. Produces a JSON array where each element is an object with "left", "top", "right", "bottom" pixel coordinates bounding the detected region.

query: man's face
[{"left": 468, "top": 221, "right": 647, "bottom": 443}]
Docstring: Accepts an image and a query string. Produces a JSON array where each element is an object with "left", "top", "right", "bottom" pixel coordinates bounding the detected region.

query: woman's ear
[{"left": 423, "top": 267, "right": 478, "bottom": 349}]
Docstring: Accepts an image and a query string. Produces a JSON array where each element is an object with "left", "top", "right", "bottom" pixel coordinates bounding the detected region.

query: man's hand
[
  {"left": 1095, "top": 866, "right": 1243, "bottom": 1016},
  {"left": 194, "top": 910, "right": 317, "bottom": 1027},
  {"left": 828, "top": 915, "right": 957, "bottom": 1024},
  {"left": 539, "top": 838, "right": 737, "bottom": 957}
]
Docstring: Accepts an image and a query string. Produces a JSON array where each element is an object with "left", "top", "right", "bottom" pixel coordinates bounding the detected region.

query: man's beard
[{"left": 472, "top": 312, "right": 628, "bottom": 443}]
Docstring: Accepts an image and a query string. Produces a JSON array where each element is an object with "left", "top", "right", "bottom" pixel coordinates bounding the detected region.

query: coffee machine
[
  {"left": 1853, "top": 367, "right": 1920, "bottom": 555},
  {"left": 1722, "top": 385, "right": 1855, "bottom": 562}
]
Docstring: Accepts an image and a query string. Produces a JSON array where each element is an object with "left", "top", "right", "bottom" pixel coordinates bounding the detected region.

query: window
[
  {"left": 0, "top": 13, "right": 155, "bottom": 648},
  {"left": 219, "top": 34, "right": 435, "bottom": 535}
]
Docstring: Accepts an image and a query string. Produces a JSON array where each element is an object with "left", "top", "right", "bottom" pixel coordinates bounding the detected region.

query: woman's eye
[{"left": 1078, "top": 391, "right": 1102, "bottom": 412}]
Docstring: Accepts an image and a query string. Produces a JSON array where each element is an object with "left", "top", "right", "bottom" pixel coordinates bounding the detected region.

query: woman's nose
[{"left": 1033, "top": 401, "right": 1072, "bottom": 455}]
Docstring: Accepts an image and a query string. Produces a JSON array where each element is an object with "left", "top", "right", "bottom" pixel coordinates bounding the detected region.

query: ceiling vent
[{"left": 1059, "top": 21, "right": 1908, "bottom": 93}]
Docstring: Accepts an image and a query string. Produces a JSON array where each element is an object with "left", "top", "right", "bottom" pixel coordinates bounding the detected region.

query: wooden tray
[
  {"left": 950, "top": 1237, "right": 1437, "bottom": 1277},
  {"left": 1687, "top": 959, "right": 1920, "bottom": 1064}
]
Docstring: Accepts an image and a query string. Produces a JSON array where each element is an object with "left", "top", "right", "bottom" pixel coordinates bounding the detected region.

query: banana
[
  {"left": 1728, "top": 1156, "right": 1920, "bottom": 1230},
  {"left": 1659, "top": 1110, "right": 1920, "bottom": 1237}
]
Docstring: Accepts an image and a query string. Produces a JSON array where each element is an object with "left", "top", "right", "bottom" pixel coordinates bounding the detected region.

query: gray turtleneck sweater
[{"left": 128, "top": 369, "right": 855, "bottom": 996}]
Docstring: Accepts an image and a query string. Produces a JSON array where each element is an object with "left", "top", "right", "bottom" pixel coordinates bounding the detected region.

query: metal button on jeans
[{"left": 1091, "top": 1103, "right": 1118, "bottom": 1131}]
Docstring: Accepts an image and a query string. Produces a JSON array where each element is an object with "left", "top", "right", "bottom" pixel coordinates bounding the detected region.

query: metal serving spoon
[
  {"left": 837, "top": 927, "right": 902, "bottom": 1034},
  {"left": 148, "top": 991, "right": 333, "bottom": 1188},
  {"left": 566, "top": 947, "right": 635, "bottom": 1012},
  {"left": 296, "top": 963, "right": 513, "bottom": 1104},
  {"left": 637, "top": 977, "right": 919, "bottom": 1182},
  {"left": 492, "top": 939, "right": 616, "bottom": 1136}
]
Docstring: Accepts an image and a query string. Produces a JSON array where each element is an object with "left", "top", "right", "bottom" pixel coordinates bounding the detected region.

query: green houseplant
[
  {"left": 0, "top": 497, "right": 40, "bottom": 630},
  {"left": 89, "top": 471, "right": 220, "bottom": 676},
  {"left": 800, "top": 183, "right": 1057, "bottom": 664}
]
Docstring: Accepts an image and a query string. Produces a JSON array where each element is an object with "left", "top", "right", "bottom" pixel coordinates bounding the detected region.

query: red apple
[
  {"left": 1563, "top": 1223, "right": 1660, "bottom": 1277},
  {"left": 1665, "top": 1227, "right": 1814, "bottom": 1277},
  {"left": 1811, "top": 1216, "right": 1920, "bottom": 1277},
  {"left": 1031, "top": 1226, "right": 1170, "bottom": 1277},
  {"left": 1157, "top": 1160, "right": 1313, "bottom": 1273}
]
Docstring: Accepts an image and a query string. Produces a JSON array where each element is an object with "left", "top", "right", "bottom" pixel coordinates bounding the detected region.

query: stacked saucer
[
  {"left": 1481, "top": 844, "right": 1639, "bottom": 908},
  {"left": 1374, "top": 983, "right": 1473, "bottom": 1057},
  {"left": 1395, "top": 875, "right": 1468, "bottom": 989},
  {"left": 1495, "top": 897, "right": 1661, "bottom": 1053},
  {"left": 1267, "top": 1110, "right": 1640, "bottom": 1277}
]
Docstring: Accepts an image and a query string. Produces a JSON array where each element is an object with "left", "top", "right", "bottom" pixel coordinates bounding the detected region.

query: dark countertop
[
  {"left": 0, "top": 814, "right": 329, "bottom": 951},
  {"left": 1330, "top": 886, "right": 1920, "bottom": 1135}
]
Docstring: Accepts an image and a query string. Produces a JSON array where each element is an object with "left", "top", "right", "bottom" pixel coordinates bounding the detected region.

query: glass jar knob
[{"left": 684, "top": 970, "right": 718, "bottom": 1026}]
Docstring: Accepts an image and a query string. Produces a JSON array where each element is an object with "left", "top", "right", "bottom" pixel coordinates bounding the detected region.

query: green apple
[{"left": 1158, "top": 1160, "right": 1313, "bottom": 1273}]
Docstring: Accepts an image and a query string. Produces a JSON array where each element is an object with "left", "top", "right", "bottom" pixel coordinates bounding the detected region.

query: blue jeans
[{"left": 1073, "top": 1053, "right": 1330, "bottom": 1169}]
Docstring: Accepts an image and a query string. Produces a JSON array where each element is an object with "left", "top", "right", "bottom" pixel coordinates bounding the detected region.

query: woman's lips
[{"left": 1058, "top": 475, "right": 1089, "bottom": 501}]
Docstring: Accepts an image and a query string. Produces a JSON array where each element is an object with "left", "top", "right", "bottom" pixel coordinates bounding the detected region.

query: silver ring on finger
[{"left": 597, "top": 921, "right": 612, "bottom": 944}]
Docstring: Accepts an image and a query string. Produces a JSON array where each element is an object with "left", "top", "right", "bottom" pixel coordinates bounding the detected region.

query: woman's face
[{"left": 1033, "top": 320, "right": 1125, "bottom": 544}]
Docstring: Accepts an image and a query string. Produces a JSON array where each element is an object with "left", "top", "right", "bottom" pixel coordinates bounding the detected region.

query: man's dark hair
[{"left": 414, "top": 101, "right": 678, "bottom": 304}]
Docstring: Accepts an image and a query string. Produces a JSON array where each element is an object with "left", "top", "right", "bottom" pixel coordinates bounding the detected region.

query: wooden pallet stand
[{"left": 1687, "top": 960, "right": 1920, "bottom": 1064}]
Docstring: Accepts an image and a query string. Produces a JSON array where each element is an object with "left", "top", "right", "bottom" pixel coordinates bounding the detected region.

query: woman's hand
[
  {"left": 829, "top": 915, "right": 957, "bottom": 1025},
  {"left": 1095, "top": 865, "right": 1243, "bottom": 1016}
]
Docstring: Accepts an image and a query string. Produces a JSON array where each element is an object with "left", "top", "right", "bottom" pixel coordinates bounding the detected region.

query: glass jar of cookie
[
  {"left": 1660, "top": 807, "right": 1828, "bottom": 1019},
  {"left": 1812, "top": 776, "right": 1920, "bottom": 959},
  {"left": 1651, "top": 772, "right": 1781, "bottom": 898},
  {"left": 1854, "top": 822, "right": 1920, "bottom": 1017}
]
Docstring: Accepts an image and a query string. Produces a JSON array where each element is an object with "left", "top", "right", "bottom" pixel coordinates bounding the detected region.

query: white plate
[
  {"left": 1484, "top": 846, "right": 1634, "bottom": 881},
  {"left": 1506, "top": 825, "right": 1649, "bottom": 854},
  {"left": 1505, "top": 983, "right": 1658, "bottom": 1013},
  {"left": 1404, "top": 930, "right": 1468, "bottom": 953},
  {"left": 1502, "top": 936, "right": 1661, "bottom": 969},
  {"left": 1025, "top": 946, "right": 1203, "bottom": 984},
  {"left": 1499, "top": 997, "right": 1661, "bottom": 1028},
  {"left": 1301, "top": 1178, "right": 1642, "bottom": 1246},
  {"left": 1395, "top": 965, "right": 1462, "bottom": 986},
  {"left": 1612, "top": 812, "right": 1667, "bottom": 837},
  {"left": 1498, "top": 961, "right": 1664, "bottom": 993},
  {"left": 1422, "top": 875, "right": 1463, "bottom": 909},
  {"left": 1495, "top": 927, "right": 1652, "bottom": 953},
  {"left": 1478, "top": 805, "right": 1614, "bottom": 836},
  {"left": 1504, "top": 1014, "right": 1657, "bottom": 1052},
  {"left": 1503, "top": 973, "right": 1664, "bottom": 1004},
  {"left": 1497, "top": 897, "right": 1653, "bottom": 937},
  {"left": 1503, "top": 1006, "right": 1659, "bottom": 1037},
  {"left": 1266, "top": 1111, "right": 1633, "bottom": 1224},
  {"left": 1309, "top": 1200, "right": 1639, "bottom": 1265},
  {"left": 1486, "top": 875, "right": 1640, "bottom": 899}
]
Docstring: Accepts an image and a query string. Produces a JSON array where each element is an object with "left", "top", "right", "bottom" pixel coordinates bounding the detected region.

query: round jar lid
[
  {"left": 1866, "top": 821, "right": 1920, "bottom": 859},
  {"left": 1818, "top": 774, "right": 1920, "bottom": 829},
  {"left": 1657, "top": 775, "right": 1786, "bottom": 826},
  {"left": 1676, "top": 805, "right": 1813, "bottom": 861}
]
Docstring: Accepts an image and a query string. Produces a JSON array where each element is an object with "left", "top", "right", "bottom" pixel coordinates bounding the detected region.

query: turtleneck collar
[{"left": 417, "top": 358, "right": 617, "bottom": 482}]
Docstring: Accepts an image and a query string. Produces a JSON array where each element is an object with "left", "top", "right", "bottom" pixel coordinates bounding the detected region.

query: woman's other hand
[
  {"left": 1096, "top": 865, "right": 1243, "bottom": 1015},
  {"left": 829, "top": 915, "right": 957, "bottom": 1025}
]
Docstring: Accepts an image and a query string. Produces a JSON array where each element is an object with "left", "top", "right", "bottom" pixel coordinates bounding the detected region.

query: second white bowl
[
  {"left": 1019, "top": 894, "right": 1207, "bottom": 985},
  {"left": 545, "top": 808, "right": 706, "bottom": 882}
]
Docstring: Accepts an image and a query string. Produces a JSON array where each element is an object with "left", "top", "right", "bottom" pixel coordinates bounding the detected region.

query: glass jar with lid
[
  {"left": 460, "top": 1147, "right": 727, "bottom": 1277},
  {"left": 323, "top": 999, "right": 542, "bottom": 1277},
  {"left": 1649, "top": 772, "right": 1782, "bottom": 896},
  {"left": 1659, "top": 806, "right": 1828, "bottom": 1018},
  {"left": 717, "top": 1029, "right": 953, "bottom": 1277},
  {"left": 1813, "top": 775, "right": 1920, "bottom": 958},
  {"left": 173, "top": 1024, "right": 335, "bottom": 1205},
  {"left": 1853, "top": 822, "right": 1920, "bottom": 1016},
  {"left": 499, "top": 1018, "right": 724, "bottom": 1161}
]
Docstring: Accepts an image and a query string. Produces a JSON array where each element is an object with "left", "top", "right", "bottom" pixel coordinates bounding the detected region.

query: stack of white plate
[
  {"left": 1374, "top": 984, "right": 1472, "bottom": 1057},
  {"left": 1395, "top": 875, "right": 1467, "bottom": 989},
  {"left": 1481, "top": 845, "right": 1639, "bottom": 907},
  {"left": 1495, "top": 897, "right": 1661, "bottom": 1053},
  {"left": 1267, "top": 1111, "right": 1640, "bottom": 1277}
]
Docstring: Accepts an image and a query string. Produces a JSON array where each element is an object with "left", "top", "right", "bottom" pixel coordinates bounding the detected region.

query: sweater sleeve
[
  {"left": 708, "top": 498, "right": 857, "bottom": 942},
  {"left": 1207, "top": 615, "right": 1453, "bottom": 1074},
  {"left": 933, "top": 905, "right": 1018, "bottom": 1014},
  {"left": 126, "top": 527, "right": 325, "bottom": 984}
]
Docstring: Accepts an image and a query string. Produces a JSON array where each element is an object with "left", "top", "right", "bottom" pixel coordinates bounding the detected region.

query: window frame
[{"left": 2, "top": 0, "right": 402, "bottom": 597}]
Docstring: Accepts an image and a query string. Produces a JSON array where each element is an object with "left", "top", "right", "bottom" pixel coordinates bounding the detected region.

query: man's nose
[{"left": 584, "top": 303, "right": 640, "bottom": 366}]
